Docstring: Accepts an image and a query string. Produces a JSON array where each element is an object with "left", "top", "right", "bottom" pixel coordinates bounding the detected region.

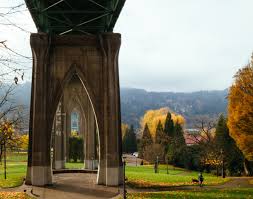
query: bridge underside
[{"left": 25, "top": 0, "right": 125, "bottom": 34}]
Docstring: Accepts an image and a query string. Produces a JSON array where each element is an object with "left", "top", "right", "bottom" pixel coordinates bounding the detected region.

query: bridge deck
[{"left": 25, "top": 0, "right": 125, "bottom": 34}]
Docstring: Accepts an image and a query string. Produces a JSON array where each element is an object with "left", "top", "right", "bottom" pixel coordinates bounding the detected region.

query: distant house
[
  {"left": 184, "top": 129, "right": 201, "bottom": 146},
  {"left": 184, "top": 128, "right": 216, "bottom": 146}
]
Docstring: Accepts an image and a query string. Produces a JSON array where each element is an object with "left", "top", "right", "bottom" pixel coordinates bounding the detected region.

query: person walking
[{"left": 198, "top": 172, "right": 204, "bottom": 187}]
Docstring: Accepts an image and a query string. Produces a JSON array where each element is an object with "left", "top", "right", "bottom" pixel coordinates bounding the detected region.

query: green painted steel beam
[{"left": 25, "top": 0, "right": 126, "bottom": 34}]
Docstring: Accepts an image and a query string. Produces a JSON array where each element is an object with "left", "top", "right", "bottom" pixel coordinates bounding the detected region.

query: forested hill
[
  {"left": 120, "top": 88, "right": 228, "bottom": 128},
  {"left": 5, "top": 83, "right": 228, "bottom": 129}
]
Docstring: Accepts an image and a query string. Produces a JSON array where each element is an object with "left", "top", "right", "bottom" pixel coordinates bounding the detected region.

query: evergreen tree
[
  {"left": 174, "top": 122, "right": 186, "bottom": 147},
  {"left": 215, "top": 114, "right": 244, "bottom": 175},
  {"left": 139, "top": 124, "right": 153, "bottom": 158},
  {"left": 122, "top": 125, "right": 137, "bottom": 153},
  {"left": 155, "top": 120, "right": 164, "bottom": 144},
  {"left": 164, "top": 112, "right": 174, "bottom": 137},
  {"left": 216, "top": 114, "right": 229, "bottom": 149},
  {"left": 155, "top": 120, "right": 169, "bottom": 162},
  {"left": 167, "top": 122, "right": 186, "bottom": 166}
]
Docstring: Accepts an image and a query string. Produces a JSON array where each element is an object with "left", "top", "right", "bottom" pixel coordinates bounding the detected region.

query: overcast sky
[{"left": 1, "top": 0, "right": 253, "bottom": 92}]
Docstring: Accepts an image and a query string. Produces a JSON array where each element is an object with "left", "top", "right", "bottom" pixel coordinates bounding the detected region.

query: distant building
[{"left": 184, "top": 129, "right": 201, "bottom": 146}]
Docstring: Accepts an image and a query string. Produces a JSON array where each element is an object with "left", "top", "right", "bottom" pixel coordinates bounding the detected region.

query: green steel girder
[{"left": 25, "top": 0, "right": 126, "bottom": 35}]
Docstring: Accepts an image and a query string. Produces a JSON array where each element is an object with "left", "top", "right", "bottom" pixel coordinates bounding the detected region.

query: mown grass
[
  {"left": 65, "top": 162, "right": 84, "bottom": 169},
  {"left": 0, "top": 152, "right": 27, "bottom": 188},
  {"left": 127, "top": 188, "right": 253, "bottom": 199},
  {"left": 0, "top": 192, "right": 33, "bottom": 199},
  {"left": 126, "top": 165, "right": 229, "bottom": 188}
]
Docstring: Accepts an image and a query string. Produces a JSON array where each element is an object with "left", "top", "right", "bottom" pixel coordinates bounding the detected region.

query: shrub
[{"left": 69, "top": 136, "right": 84, "bottom": 162}]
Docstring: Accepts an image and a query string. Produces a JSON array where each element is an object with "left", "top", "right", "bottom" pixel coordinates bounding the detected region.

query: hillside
[
  {"left": 1, "top": 83, "right": 228, "bottom": 129},
  {"left": 120, "top": 88, "right": 228, "bottom": 128}
]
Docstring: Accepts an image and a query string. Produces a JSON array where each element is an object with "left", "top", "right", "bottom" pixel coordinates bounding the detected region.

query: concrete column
[
  {"left": 85, "top": 103, "right": 96, "bottom": 170},
  {"left": 26, "top": 34, "right": 52, "bottom": 186},
  {"left": 97, "top": 33, "right": 123, "bottom": 186},
  {"left": 65, "top": 112, "right": 71, "bottom": 162},
  {"left": 53, "top": 101, "right": 65, "bottom": 169}
]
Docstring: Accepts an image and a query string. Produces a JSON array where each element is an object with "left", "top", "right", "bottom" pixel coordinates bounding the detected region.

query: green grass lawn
[
  {"left": 0, "top": 152, "right": 27, "bottom": 188},
  {"left": 127, "top": 188, "right": 253, "bottom": 199},
  {"left": 65, "top": 162, "right": 84, "bottom": 169},
  {"left": 126, "top": 165, "right": 230, "bottom": 188}
]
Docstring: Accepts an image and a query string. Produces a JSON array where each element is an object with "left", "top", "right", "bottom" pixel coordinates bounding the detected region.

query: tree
[
  {"left": 68, "top": 132, "right": 84, "bottom": 162},
  {"left": 167, "top": 122, "right": 186, "bottom": 166},
  {"left": 0, "top": 3, "right": 31, "bottom": 80},
  {"left": 139, "top": 124, "right": 153, "bottom": 158},
  {"left": 140, "top": 107, "right": 185, "bottom": 139},
  {"left": 122, "top": 125, "right": 137, "bottom": 153},
  {"left": 121, "top": 123, "right": 129, "bottom": 139},
  {"left": 155, "top": 120, "right": 165, "bottom": 144},
  {"left": 0, "top": 3, "right": 29, "bottom": 133},
  {"left": 174, "top": 122, "right": 186, "bottom": 147},
  {"left": 143, "top": 143, "right": 165, "bottom": 164},
  {"left": 164, "top": 112, "right": 174, "bottom": 137},
  {"left": 216, "top": 115, "right": 245, "bottom": 176},
  {"left": 189, "top": 117, "right": 220, "bottom": 172},
  {"left": 155, "top": 120, "right": 169, "bottom": 162},
  {"left": 228, "top": 63, "right": 253, "bottom": 161},
  {"left": 0, "top": 121, "right": 19, "bottom": 179}
]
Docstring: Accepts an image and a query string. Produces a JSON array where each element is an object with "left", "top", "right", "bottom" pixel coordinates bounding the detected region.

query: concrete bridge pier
[{"left": 26, "top": 33, "right": 123, "bottom": 186}]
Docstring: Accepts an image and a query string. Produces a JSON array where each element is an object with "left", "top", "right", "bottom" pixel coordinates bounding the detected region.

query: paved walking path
[
  {"left": 1, "top": 173, "right": 253, "bottom": 198},
  {"left": 2, "top": 173, "right": 122, "bottom": 199}
]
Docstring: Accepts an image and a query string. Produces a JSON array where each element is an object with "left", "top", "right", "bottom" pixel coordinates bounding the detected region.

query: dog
[{"left": 192, "top": 178, "right": 199, "bottom": 183}]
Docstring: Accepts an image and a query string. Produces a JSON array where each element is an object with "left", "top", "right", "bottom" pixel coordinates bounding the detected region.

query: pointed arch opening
[{"left": 50, "top": 67, "right": 100, "bottom": 178}]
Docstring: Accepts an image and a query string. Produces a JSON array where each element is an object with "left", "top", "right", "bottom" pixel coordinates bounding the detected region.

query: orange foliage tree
[{"left": 228, "top": 63, "right": 253, "bottom": 161}]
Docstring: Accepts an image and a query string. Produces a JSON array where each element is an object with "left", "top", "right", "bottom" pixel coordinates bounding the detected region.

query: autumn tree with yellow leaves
[
  {"left": 228, "top": 62, "right": 253, "bottom": 175},
  {"left": 228, "top": 64, "right": 253, "bottom": 160},
  {"left": 140, "top": 107, "right": 185, "bottom": 139},
  {"left": 0, "top": 121, "right": 16, "bottom": 179}
]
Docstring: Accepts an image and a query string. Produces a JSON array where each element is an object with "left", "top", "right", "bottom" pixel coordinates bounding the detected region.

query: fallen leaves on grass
[
  {"left": 126, "top": 188, "right": 253, "bottom": 199},
  {"left": 0, "top": 192, "right": 33, "bottom": 199},
  {"left": 127, "top": 178, "right": 230, "bottom": 189}
]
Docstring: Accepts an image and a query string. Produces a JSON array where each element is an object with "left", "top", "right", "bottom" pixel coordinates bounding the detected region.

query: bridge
[
  {"left": 25, "top": 0, "right": 125, "bottom": 187},
  {"left": 25, "top": 0, "right": 125, "bottom": 34}
]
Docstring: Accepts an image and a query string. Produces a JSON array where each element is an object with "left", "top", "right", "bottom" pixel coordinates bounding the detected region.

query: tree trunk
[
  {"left": 0, "top": 145, "right": 2, "bottom": 165},
  {"left": 244, "top": 159, "right": 253, "bottom": 176},
  {"left": 4, "top": 142, "right": 6, "bottom": 179}
]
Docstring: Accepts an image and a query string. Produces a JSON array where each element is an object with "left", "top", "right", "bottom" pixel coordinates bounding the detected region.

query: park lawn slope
[
  {"left": 0, "top": 152, "right": 27, "bottom": 188},
  {"left": 65, "top": 162, "right": 84, "bottom": 169},
  {"left": 127, "top": 188, "right": 253, "bottom": 199},
  {"left": 126, "top": 165, "right": 229, "bottom": 188}
]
